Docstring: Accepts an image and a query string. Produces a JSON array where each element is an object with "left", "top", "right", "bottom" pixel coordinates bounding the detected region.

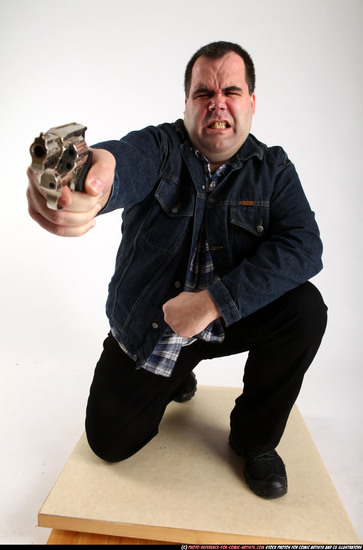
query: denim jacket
[{"left": 93, "top": 119, "right": 323, "bottom": 367}]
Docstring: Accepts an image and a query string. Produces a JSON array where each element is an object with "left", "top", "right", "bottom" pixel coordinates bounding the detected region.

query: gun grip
[{"left": 74, "top": 149, "right": 93, "bottom": 192}]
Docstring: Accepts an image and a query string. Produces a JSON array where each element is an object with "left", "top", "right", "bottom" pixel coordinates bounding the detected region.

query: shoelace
[{"left": 253, "top": 451, "right": 277, "bottom": 462}]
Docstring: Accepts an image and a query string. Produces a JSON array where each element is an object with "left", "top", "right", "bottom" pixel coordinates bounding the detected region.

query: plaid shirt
[{"left": 142, "top": 153, "right": 228, "bottom": 377}]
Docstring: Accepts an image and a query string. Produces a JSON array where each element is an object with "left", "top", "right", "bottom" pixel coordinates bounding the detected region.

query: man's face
[{"left": 184, "top": 52, "right": 255, "bottom": 170}]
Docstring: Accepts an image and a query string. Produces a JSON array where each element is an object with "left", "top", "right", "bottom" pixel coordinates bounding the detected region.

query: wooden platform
[{"left": 39, "top": 386, "right": 360, "bottom": 545}]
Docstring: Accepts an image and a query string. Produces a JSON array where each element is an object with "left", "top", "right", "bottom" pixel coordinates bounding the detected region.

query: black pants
[{"left": 85, "top": 282, "right": 327, "bottom": 462}]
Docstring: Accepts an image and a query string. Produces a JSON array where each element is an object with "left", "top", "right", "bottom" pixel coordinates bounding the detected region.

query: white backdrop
[{"left": 1, "top": 0, "right": 362, "bottom": 543}]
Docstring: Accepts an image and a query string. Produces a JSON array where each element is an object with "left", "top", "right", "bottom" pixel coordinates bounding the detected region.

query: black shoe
[
  {"left": 173, "top": 372, "right": 197, "bottom": 403},
  {"left": 229, "top": 435, "right": 287, "bottom": 499}
]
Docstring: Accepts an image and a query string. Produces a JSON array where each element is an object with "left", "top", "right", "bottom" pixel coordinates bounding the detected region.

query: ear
[{"left": 251, "top": 93, "right": 256, "bottom": 115}]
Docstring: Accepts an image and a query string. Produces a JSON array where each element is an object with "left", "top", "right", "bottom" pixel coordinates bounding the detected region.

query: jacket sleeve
[
  {"left": 207, "top": 157, "right": 323, "bottom": 325},
  {"left": 91, "top": 125, "right": 169, "bottom": 212}
]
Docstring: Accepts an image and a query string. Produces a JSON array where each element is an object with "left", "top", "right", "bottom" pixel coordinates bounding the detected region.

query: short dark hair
[{"left": 184, "top": 41, "right": 255, "bottom": 98}]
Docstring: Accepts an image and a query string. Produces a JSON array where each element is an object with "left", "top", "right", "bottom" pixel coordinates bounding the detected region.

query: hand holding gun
[
  {"left": 27, "top": 123, "right": 115, "bottom": 237},
  {"left": 29, "top": 123, "right": 93, "bottom": 210}
]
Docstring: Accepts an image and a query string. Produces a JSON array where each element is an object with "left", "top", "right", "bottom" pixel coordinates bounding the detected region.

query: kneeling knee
[
  {"left": 285, "top": 282, "right": 328, "bottom": 345},
  {"left": 85, "top": 420, "right": 142, "bottom": 463},
  {"left": 297, "top": 282, "right": 327, "bottom": 334},
  {"left": 85, "top": 419, "right": 157, "bottom": 463}
]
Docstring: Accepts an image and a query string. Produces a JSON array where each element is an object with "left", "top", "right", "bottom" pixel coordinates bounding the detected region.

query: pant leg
[
  {"left": 226, "top": 282, "right": 327, "bottom": 451},
  {"left": 85, "top": 332, "right": 205, "bottom": 462},
  {"left": 197, "top": 282, "right": 327, "bottom": 451}
]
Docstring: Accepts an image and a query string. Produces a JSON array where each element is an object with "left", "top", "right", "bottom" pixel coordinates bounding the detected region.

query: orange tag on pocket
[{"left": 239, "top": 200, "right": 254, "bottom": 206}]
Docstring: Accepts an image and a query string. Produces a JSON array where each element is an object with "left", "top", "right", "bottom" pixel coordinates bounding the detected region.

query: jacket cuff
[{"left": 208, "top": 280, "right": 241, "bottom": 327}]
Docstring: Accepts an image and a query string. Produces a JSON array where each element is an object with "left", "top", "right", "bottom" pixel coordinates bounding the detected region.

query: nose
[{"left": 208, "top": 94, "right": 226, "bottom": 112}]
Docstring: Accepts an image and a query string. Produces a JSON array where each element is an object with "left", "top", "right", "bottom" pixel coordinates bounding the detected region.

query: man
[{"left": 27, "top": 41, "right": 327, "bottom": 499}]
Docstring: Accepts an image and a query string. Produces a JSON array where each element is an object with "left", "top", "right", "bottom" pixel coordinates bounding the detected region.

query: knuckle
[
  {"left": 28, "top": 206, "right": 37, "bottom": 222},
  {"left": 52, "top": 210, "right": 66, "bottom": 226},
  {"left": 54, "top": 224, "right": 66, "bottom": 237},
  {"left": 26, "top": 182, "right": 36, "bottom": 203}
]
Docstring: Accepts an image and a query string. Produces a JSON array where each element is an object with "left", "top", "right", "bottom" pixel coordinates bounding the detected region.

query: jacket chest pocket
[
  {"left": 140, "top": 178, "right": 195, "bottom": 252},
  {"left": 230, "top": 202, "right": 270, "bottom": 257}
]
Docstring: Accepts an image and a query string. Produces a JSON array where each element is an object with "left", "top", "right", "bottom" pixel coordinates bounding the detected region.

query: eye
[
  {"left": 224, "top": 87, "right": 243, "bottom": 97},
  {"left": 193, "top": 89, "right": 213, "bottom": 100},
  {"left": 195, "top": 93, "right": 212, "bottom": 99}
]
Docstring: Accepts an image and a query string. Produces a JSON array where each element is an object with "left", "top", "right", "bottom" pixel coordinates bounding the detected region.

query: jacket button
[
  {"left": 132, "top": 355, "right": 137, "bottom": 361},
  {"left": 174, "top": 281, "right": 181, "bottom": 289},
  {"left": 152, "top": 322, "right": 159, "bottom": 329},
  {"left": 256, "top": 218, "right": 264, "bottom": 233}
]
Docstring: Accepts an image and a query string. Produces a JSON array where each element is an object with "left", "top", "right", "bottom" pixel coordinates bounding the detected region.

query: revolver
[{"left": 30, "top": 123, "right": 93, "bottom": 210}]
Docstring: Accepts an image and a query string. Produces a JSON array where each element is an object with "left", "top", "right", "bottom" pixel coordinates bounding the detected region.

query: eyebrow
[{"left": 192, "top": 85, "right": 243, "bottom": 98}]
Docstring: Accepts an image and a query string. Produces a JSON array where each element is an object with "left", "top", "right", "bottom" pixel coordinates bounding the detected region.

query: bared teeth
[{"left": 210, "top": 122, "right": 227, "bottom": 129}]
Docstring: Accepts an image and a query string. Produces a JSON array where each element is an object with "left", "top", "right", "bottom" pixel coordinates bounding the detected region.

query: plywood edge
[
  {"left": 46, "top": 528, "right": 171, "bottom": 545},
  {"left": 38, "top": 513, "right": 324, "bottom": 545}
]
